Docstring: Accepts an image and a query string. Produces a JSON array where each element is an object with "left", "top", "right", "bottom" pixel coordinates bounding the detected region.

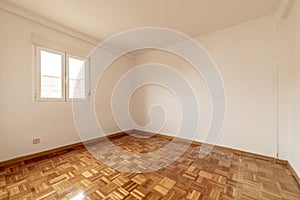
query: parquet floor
[{"left": 0, "top": 132, "right": 299, "bottom": 200}]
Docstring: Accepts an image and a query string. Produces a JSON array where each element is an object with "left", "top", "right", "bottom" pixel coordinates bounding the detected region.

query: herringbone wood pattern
[{"left": 0, "top": 132, "right": 299, "bottom": 199}]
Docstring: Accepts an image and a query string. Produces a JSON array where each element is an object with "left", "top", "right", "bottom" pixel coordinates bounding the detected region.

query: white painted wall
[
  {"left": 286, "top": 0, "right": 300, "bottom": 177},
  {"left": 131, "top": 50, "right": 211, "bottom": 140},
  {"left": 0, "top": 9, "right": 133, "bottom": 161},
  {"left": 95, "top": 55, "right": 135, "bottom": 134},
  {"left": 131, "top": 14, "right": 281, "bottom": 158},
  {"left": 197, "top": 14, "right": 280, "bottom": 158}
]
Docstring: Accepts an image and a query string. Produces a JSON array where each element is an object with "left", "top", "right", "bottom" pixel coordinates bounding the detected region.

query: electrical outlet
[{"left": 33, "top": 138, "right": 40, "bottom": 144}]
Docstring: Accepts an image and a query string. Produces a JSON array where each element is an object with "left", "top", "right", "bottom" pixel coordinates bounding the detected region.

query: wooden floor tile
[{"left": 0, "top": 131, "right": 299, "bottom": 199}]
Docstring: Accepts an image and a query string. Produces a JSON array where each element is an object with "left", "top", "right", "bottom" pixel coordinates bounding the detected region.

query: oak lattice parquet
[{"left": 0, "top": 132, "right": 299, "bottom": 199}]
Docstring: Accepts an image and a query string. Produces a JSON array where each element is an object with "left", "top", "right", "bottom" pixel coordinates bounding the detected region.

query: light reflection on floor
[{"left": 71, "top": 192, "right": 85, "bottom": 200}]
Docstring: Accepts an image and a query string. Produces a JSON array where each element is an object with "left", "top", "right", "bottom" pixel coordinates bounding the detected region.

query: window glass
[
  {"left": 68, "top": 57, "right": 86, "bottom": 99},
  {"left": 40, "top": 50, "right": 62, "bottom": 98}
]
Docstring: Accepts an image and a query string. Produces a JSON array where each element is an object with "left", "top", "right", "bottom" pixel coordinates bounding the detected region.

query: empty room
[{"left": 0, "top": 0, "right": 299, "bottom": 199}]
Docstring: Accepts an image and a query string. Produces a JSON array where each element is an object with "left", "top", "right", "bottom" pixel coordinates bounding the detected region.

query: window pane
[
  {"left": 40, "top": 50, "right": 62, "bottom": 98},
  {"left": 68, "top": 57, "right": 86, "bottom": 99}
]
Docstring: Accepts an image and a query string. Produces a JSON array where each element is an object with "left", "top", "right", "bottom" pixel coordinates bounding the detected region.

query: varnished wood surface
[
  {"left": 0, "top": 132, "right": 125, "bottom": 168},
  {"left": 287, "top": 162, "right": 300, "bottom": 187},
  {"left": 0, "top": 131, "right": 299, "bottom": 199}
]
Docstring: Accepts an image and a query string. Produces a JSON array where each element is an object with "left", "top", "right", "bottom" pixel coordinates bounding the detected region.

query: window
[
  {"left": 40, "top": 49, "right": 64, "bottom": 99},
  {"left": 35, "top": 46, "right": 90, "bottom": 101},
  {"left": 67, "top": 56, "right": 86, "bottom": 100}
]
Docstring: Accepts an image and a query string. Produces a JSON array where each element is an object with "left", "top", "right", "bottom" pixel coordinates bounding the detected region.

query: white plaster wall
[
  {"left": 131, "top": 14, "right": 280, "bottom": 158},
  {"left": 286, "top": 0, "right": 300, "bottom": 177}
]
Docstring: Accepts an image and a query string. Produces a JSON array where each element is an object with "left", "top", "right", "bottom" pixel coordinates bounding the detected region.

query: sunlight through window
[
  {"left": 40, "top": 50, "right": 62, "bottom": 98},
  {"left": 35, "top": 45, "right": 89, "bottom": 101},
  {"left": 68, "top": 57, "right": 86, "bottom": 99}
]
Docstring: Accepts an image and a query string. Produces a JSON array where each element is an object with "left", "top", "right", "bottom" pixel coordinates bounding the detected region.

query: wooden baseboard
[
  {"left": 131, "top": 130, "right": 287, "bottom": 165},
  {"left": 0, "top": 130, "right": 296, "bottom": 185},
  {"left": 214, "top": 145, "right": 287, "bottom": 165},
  {"left": 0, "top": 132, "right": 127, "bottom": 168},
  {"left": 287, "top": 161, "right": 300, "bottom": 186},
  {"left": 0, "top": 142, "right": 83, "bottom": 168},
  {"left": 82, "top": 131, "right": 127, "bottom": 146}
]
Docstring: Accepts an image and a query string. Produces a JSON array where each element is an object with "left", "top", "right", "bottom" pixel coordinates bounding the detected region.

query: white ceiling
[{"left": 6, "top": 0, "right": 280, "bottom": 41}]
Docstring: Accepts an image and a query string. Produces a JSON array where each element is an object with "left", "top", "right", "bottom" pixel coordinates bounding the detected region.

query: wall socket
[{"left": 32, "top": 138, "right": 40, "bottom": 144}]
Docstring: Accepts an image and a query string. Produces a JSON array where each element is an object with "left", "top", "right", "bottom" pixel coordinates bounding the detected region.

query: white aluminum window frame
[{"left": 34, "top": 45, "right": 90, "bottom": 102}]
